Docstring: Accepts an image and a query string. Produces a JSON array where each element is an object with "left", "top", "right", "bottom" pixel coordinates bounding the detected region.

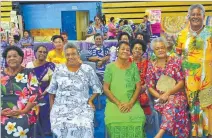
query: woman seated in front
[
  {"left": 146, "top": 37, "right": 190, "bottom": 138},
  {"left": 46, "top": 43, "right": 102, "bottom": 138},
  {"left": 103, "top": 41, "right": 146, "bottom": 138}
]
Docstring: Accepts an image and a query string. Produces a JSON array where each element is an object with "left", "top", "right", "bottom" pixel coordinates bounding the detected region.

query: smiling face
[
  {"left": 53, "top": 38, "right": 64, "bottom": 50},
  {"left": 153, "top": 42, "right": 167, "bottom": 59},
  {"left": 65, "top": 48, "right": 80, "bottom": 66},
  {"left": 6, "top": 50, "right": 22, "bottom": 68},
  {"left": 36, "top": 47, "right": 47, "bottom": 61},
  {"left": 136, "top": 34, "right": 143, "bottom": 40},
  {"left": 94, "top": 35, "right": 103, "bottom": 47},
  {"left": 23, "top": 31, "right": 29, "bottom": 38},
  {"left": 117, "top": 43, "right": 131, "bottom": 60},
  {"left": 189, "top": 8, "right": 204, "bottom": 29},
  {"left": 120, "top": 35, "right": 129, "bottom": 42},
  {"left": 132, "top": 43, "right": 144, "bottom": 58}
]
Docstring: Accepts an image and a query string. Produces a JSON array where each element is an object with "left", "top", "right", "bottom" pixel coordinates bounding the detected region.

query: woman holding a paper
[{"left": 146, "top": 37, "right": 189, "bottom": 138}]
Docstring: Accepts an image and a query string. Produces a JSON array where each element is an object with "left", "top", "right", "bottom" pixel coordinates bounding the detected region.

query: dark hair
[
  {"left": 94, "top": 15, "right": 102, "bottom": 22},
  {"left": 13, "top": 35, "right": 20, "bottom": 41},
  {"left": 61, "top": 32, "right": 68, "bottom": 36},
  {"left": 117, "top": 41, "right": 130, "bottom": 51},
  {"left": 135, "top": 32, "right": 144, "bottom": 39},
  {"left": 94, "top": 33, "right": 102, "bottom": 39},
  {"left": 110, "top": 17, "right": 115, "bottom": 22},
  {"left": 89, "top": 20, "right": 93, "bottom": 24},
  {"left": 34, "top": 45, "right": 48, "bottom": 53},
  {"left": 124, "top": 20, "right": 128, "bottom": 25},
  {"left": 144, "top": 15, "right": 148, "bottom": 18},
  {"left": 131, "top": 39, "right": 147, "bottom": 53},
  {"left": 23, "top": 30, "right": 30, "bottom": 35},
  {"left": 119, "top": 19, "right": 123, "bottom": 24},
  {"left": 118, "top": 32, "right": 130, "bottom": 42},
  {"left": 2, "top": 46, "right": 24, "bottom": 63},
  {"left": 102, "top": 15, "right": 106, "bottom": 26},
  {"left": 52, "top": 35, "right": 64, "bottom": 42}
]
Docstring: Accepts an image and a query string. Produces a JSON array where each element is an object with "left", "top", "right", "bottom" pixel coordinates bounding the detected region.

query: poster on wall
[{"left": 145, "top": 9, "right": 161, "bottom": 35}]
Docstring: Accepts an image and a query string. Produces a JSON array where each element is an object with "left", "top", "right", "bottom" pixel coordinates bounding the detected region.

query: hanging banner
[{"left": 145, "top": 9, "right": 161, "bottom": 35}]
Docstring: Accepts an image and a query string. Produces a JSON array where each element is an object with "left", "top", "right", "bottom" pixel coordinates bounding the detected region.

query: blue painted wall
[{"left": 20, "top": 2, "right": 101, "bottom": 30}]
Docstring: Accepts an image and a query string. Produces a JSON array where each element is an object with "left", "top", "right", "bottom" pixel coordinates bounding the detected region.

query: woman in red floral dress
[
  {"left": 146, "top": 37, "right": 189, "bottom": 138},
  {"left": 129, "top": 39, "right": 151, "bottom": 115}
]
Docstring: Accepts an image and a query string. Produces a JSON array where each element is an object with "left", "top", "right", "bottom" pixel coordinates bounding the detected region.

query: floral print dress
[
  {"left": 146, "top": 57, "right": 190, "bottom": 138},
  {"left": 1, "top": 68, "right": 43, "bottom": 138},
  {"left": 176, "top": 26, "right": 212, "bottom": 136},
  {"left": 46, "top": 64, "right": 102, "bottom": 138}
]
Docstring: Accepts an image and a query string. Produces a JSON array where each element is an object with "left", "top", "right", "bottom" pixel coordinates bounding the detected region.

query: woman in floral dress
[
  {"left": 47, "top": 43, "right": 102, "bottom": 138},
  {"left": 129, "top": 39, "right": 151, "bottom": 115},
  {"left": 176, "top": 4, "right": 212, "bottom": 137},
  {"left": 1, "top": 46, "right": 43, "bottom": 138},
  {"left": 146, "top": 37, "right": 190, "bottom": 138}
]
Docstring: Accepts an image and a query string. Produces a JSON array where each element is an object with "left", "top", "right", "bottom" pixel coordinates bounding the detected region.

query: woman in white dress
[{"left": 47, "top": 43, "right": 102, "bottom": 138}]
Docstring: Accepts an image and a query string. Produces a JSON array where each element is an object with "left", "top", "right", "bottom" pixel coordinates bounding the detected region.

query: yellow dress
[
  {"left": 176, "top": 26, "right": 212, "bottom": 137},
  {"left": 46, "top": 49, "right": 66, "bottom": 64}
]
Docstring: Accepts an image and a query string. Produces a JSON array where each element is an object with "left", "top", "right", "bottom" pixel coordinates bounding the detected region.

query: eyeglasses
[
  {"left": 37, "top": 51, "right": 47, "bottom": 54},
  {"left": 190, "top": 13, "right": 202, "bottom": 17}
]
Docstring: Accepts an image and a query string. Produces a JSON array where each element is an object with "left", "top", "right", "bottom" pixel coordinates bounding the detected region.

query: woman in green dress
[{"left": 103, "top": 41, "right": 146, "bottom": 138}]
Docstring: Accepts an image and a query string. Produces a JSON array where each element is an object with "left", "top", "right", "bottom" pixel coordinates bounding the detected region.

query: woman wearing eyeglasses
[{"left": 26, "top": 45, "right": 55, "bottom": 136}]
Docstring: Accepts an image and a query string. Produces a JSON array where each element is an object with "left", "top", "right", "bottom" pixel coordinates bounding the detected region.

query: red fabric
[{"left": 129, "top": 56, "right": 151, "bottom": 115}]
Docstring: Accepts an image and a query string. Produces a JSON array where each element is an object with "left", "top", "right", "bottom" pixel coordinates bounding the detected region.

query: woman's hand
[
  {"left": 1, "top": 108, "right": 12, "bottom": 116},
  {"left": 41, "top": 91, "right": 48, "bottom": 96},
  {"left": 159, "top": 92, "right": 169, "bottom": 103},
  {"left": 6, "top": 109, "right": 26, "bottom": 117},
  {"left": 97, "top": 61, "right": 103, "bottom": 67},
  {"left": 118, "top": 103, "right": 133, "bottom": 113},
  {"left": 88, "top": 100, "right": 95, "bottom": 110}
]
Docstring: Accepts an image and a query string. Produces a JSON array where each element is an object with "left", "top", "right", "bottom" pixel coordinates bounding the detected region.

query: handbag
[
  {"left": 156, "top": 75, "right": 176, "bottom": 93},
  {"left": 199, "top": 86, "right": 212, "bottom": 108}
]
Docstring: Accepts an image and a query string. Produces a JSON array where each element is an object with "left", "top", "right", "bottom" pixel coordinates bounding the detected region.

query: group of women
[{"left": 1, "top": 4, "right": 212, "bottom": 138}]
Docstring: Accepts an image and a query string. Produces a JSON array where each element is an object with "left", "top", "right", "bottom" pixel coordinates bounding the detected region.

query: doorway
[{"left": 61, "top": 11, "right": 89, "bottom": 40}]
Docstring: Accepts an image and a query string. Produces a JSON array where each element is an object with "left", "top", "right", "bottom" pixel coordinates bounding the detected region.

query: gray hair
[
  {"left": 64, "top": 43, "right": 80, "bottom": 55},
  {"left": 188, "top": 4, "right": 205, "bottom": 17},
  {"left": 150, "top": 37, "right": 168, "bottom": 50}
]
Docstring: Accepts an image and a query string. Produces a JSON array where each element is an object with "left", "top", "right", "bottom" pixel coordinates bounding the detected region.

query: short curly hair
[
  {"left": 131, "top": 39, "right": 147, "bottom": 53},
  {"left": 117, "top": 32, "right": 130, "bottom": 42},
  {"left": 2, "top": 46, "right": 24, "bottom": 63}
]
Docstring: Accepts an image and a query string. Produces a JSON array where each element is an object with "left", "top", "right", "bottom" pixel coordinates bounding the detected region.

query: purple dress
[{"left": 27, "top": 62, "right": 55, "bottom": 134}]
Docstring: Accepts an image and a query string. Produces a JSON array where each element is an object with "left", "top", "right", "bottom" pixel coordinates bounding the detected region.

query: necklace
[
  {"left": 5, "top": 66, "right": 23, "bottom": 76},
  {"left": 155, "top": 56, "right": 168, "bottom": 68},
  {"left": 190, "top": 25, "right": 203, "bottom": 37}
]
